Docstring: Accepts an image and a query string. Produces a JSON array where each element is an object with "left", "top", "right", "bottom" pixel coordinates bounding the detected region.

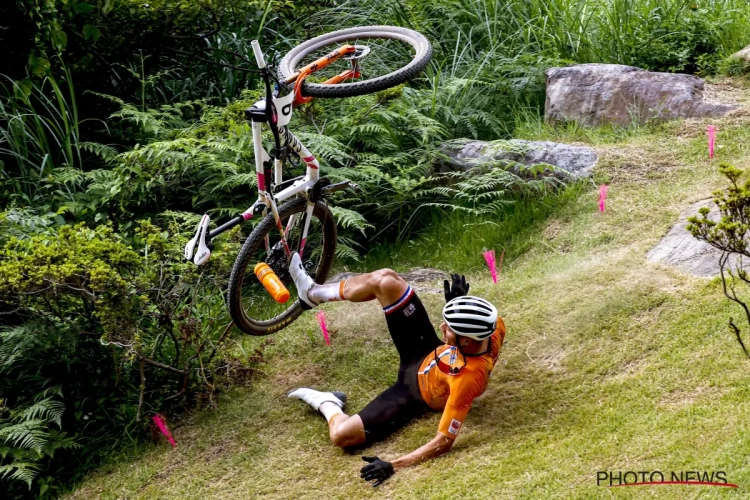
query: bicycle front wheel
[
  {"left": 228, "top": 198, "right": 337, "bottom": 335},
  {"left": 278, "top": 25, "right": 432, "bottom": 98}
]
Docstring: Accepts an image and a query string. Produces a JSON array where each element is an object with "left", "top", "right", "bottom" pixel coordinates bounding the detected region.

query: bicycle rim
[
  {"left": 228, "top": 198, "right": 336, "bottom": 335},
  {"left": 278, "top": 26, "right": 432, "bottom": 98}
]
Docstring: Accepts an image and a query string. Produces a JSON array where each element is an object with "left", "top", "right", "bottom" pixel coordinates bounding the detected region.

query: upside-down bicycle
[{"left": 184, "top": 26, "right": 432, "bottom": 335}]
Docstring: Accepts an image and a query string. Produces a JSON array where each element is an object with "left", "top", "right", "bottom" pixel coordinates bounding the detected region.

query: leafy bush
[
  {"left": 689, "top": 163, "right": 750, "bottom": 357},
  {"left": 0, "top": 218, "right": 240, "bottom": 494},
  {"left": 12, "top": 0, "right": 331, "bottom": 106},
  {"left": 622, "top": 4, "right": 722, "bottom": 73}
]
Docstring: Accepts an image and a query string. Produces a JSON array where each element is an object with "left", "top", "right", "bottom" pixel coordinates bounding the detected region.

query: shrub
[
  {"left": 0, "top": 218, "right": 239, "bottom": 494},
  {"left": 689, "top": 163, "right": 750, "bottom": 357},
  {"left": 12, "top": 0, "right": 331, "bottom": 106}
]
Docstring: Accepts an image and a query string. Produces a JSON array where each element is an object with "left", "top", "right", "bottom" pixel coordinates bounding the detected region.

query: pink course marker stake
[
  {"left": 483, "top": 250, "right": 497, "bottom": 284},
  {"left": 708, "top": 125, "right": 716, "bottom": 159},
  {"left": 152, "top": 414, "right": 177, "bottom": 448},
  {"left": 316, "top": 311, "right": 331, "bottom": 345},
  {"left": 599, "top": 184, "right": 609, "bottom": 212}
]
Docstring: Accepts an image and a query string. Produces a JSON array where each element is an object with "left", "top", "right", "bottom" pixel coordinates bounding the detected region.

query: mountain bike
[{"left": 183, "top": 26, "right": 432, "bottom": 335}]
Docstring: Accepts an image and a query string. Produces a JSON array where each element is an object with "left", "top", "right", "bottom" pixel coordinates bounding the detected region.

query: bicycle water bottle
[{"left": 254, "top": 263, "right": 291, "bottom": 303}]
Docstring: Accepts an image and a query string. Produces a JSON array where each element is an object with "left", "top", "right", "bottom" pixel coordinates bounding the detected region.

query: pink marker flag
[
  {"left": 599, "top": 184, "right": 608, "bottom": 212},
  {"left": 316, "top": 311, "right": 331, "bottom": 345},
  {"left": 152, "top": 414, "right": 177, "bottom": 447},
  {"left": 483, "top": 249, "right": 498, "bottom": 284},
  {"left": 708, "top": 125, "right": 716, "bottom": 159}
]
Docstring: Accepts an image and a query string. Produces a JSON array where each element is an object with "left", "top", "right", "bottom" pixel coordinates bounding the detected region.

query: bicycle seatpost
[
  {"left": 252, "top": 39, "right": 283, "bottom": 160},
  {"left": 251, "top": 40, "right": 266, "bottom": 69}
]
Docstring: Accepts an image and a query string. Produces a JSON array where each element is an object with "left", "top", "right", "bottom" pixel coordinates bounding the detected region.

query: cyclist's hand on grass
[
  {"left": 360, "top": 456, "right": 394, "bottom": 487},
  {"left": 444, "top": 273, "right": 470, "bottom": 303}
]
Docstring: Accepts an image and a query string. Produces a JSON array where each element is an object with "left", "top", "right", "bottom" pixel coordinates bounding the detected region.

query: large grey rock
[
  {"left": 648, "top": 199, "right": 741, "bottom": 277},
  {"left": 327, "top": 267, "right": 446, "bottom": 294},
  {"left": 545, "top": 64, "right": 736, "bottom": 126},
  {"left": 731, "top": 45, "right": 750, "bottom": 62},
  {"left": 440, "top": 139, "right": 597, "bottom": 179}
]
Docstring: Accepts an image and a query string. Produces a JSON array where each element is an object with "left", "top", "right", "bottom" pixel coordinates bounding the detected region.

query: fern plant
[
  {"left": 0, "top": 385, "right": 78, "bottom": 489},
  {"left": 424, "top": 162, "right": 561, "bottom": 215},
  {"left": 0, "top": 324, "right": 81, "bottom": 493}
]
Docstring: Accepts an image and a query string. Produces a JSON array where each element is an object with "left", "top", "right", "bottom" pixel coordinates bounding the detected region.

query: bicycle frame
[{"left": 184, "top": 39, "right": 357, "bottom": 266}]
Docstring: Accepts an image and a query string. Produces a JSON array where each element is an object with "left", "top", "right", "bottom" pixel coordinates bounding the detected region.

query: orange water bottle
[{"left": 254, "top": 263, "right": 291, "bottom": 303}]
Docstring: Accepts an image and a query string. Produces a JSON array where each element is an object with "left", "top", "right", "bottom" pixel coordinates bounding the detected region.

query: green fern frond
[
  {"left": 80, "top": 142, "right": 118, "bottom": 161},
  {"left": 15, "top": 399, "right": 65, "bottom": 428},
  {"left": 329, "top": 206, "right": 373, "bottom": 235},
  {"left": 0, "top": 462, "right": 40, "bottom": 488}
]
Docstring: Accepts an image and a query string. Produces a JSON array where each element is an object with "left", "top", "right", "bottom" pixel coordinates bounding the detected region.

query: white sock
[
  {"left": 319, "top": 402, "right": 344, "bottom": 422},
  {"left": 308, "top": 281, "right": 347, "bottom": 304}
]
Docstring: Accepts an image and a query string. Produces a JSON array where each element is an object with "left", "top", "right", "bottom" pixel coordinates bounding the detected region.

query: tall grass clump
[
  {"left": 304, "top": 0, "right": 750, "bottom": 140},
  {"left": 0, "top": 69, "right": 91, "bottom": 208}
]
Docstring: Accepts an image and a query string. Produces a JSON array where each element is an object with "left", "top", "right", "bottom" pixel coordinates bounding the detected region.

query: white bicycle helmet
[{"left": 442, "top": 296, "right": 498, "bottom": 340}]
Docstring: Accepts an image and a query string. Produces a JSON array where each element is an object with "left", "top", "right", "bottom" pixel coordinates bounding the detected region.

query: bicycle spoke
[
  {"left": 295, "top": 36, "right": 416, "bottom": 83},
  {"left": 237, "top": 207, "right": 326, "bottom": 323}
]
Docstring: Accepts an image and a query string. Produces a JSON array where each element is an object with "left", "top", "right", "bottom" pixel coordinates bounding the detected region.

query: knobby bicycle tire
[
  {"left": 228, "top": 198, "right": 337, "bottom": 335},
  {"left": 278, "top": 25, "right": 432, "bottom": 98}
]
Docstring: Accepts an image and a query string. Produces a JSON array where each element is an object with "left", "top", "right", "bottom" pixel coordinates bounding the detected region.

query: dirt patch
[
  {"left": 271, "top": 363, "right": 326, "bottom": 392},
  {"left": 544, "top": 219, "right": 563, "bottom": 241},
  {"left": 703, "top": 79, "right": 750, "bottom": 108},
  {"left": 658, "top": 386, "right": 725, "bottom": 408},
  {"left": 594, "top": 144, "right": 681, "bottom": 185}
]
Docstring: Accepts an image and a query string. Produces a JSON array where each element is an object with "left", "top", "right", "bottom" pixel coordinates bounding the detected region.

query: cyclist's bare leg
[
  {"left": 291, "top": 248, "right": 407, "bottom": 307},
  {"left": 318, "top": 270, "right": 407, "bottom": 448},
  {"left": 290, "top": 268, "right": 409, "bottom": 447},
  {"left": 339, "top": 269, "right": 408, "bottom": 306},
  {"left": 327, "top": 413, "right": 366, "bottom": 448}
]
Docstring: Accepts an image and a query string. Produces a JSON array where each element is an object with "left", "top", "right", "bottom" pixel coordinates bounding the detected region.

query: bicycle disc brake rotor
[
  {"left": 342, "top": 45, "right": 371, "bottom": 60},
  {"left": 266, "top": 242, "right": 292, "bottom": 285},
  {"left": 265, "top": 241, "right": 316, "bottom": 285}
]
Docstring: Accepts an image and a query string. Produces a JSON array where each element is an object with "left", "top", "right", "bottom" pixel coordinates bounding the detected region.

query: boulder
[
  {"left": 440, "top": 139, "right": 597, "bottom": 179},
  {"left": 545, "top": 64, "right": 736, "bottom": 127},
  {"left": 731, "top": 45, "right": 750, "bottom": 62},
  {"left": 647, "top": 199, "right": 741, "bottom": 277},
  {"left": 327, "top": 267, "right": 446, "bottom": 294}
]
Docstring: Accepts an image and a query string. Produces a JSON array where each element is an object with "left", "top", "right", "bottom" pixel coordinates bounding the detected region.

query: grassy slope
[{"left": 69, "top": 79, "right": 750, "bottom": 499}]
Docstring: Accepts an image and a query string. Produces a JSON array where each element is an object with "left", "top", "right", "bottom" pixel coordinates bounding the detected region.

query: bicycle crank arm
[{"left": 320, "top": 180, "right": 361, "bottom": 196}]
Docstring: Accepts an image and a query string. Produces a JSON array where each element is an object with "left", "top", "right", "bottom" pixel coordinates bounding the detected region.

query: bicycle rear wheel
[
  {"left": 278, "top": 25, "right": 432, "bottom": 98},
  {"left": 228, "top": 198, "right": 337, "bottom": 335}
]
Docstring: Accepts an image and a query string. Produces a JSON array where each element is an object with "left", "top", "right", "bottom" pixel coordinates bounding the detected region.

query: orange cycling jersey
[{"left": 417, "top": 318, "right": 505, "bottom": 439}]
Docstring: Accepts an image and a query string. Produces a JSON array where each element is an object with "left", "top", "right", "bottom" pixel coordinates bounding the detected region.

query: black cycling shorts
[{"left": 357, "top": 286, "right": 443, "bottom": 444}]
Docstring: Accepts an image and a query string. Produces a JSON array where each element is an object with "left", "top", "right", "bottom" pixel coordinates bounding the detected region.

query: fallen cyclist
[{"left": 286, "top": 253, "right": 506, "bottom": 487}]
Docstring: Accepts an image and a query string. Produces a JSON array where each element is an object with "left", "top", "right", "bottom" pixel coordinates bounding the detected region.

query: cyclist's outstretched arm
[{"left": 391, "top": 432, "right": 454, "bottom": 469}]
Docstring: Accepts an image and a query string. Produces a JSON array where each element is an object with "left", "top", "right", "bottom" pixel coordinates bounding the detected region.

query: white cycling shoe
[
  {"left": 288, "top": 387, "right": 347, "bottom": 411},
  {"left": 289, "top": 252, "right": 317, "bottom": 310}
]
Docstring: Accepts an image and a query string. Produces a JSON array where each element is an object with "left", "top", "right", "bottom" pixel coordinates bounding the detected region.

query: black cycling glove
[
  {"left": 360, "top": 456, "right": 394, "bottom": 487},
  {"left": 444, "top": 273, "right": 470, "bottom": 303}
]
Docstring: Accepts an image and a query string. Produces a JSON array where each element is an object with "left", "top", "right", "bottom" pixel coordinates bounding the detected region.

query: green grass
[{"left": 65, "top": 79, "right": 750, "bottom": 499}]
